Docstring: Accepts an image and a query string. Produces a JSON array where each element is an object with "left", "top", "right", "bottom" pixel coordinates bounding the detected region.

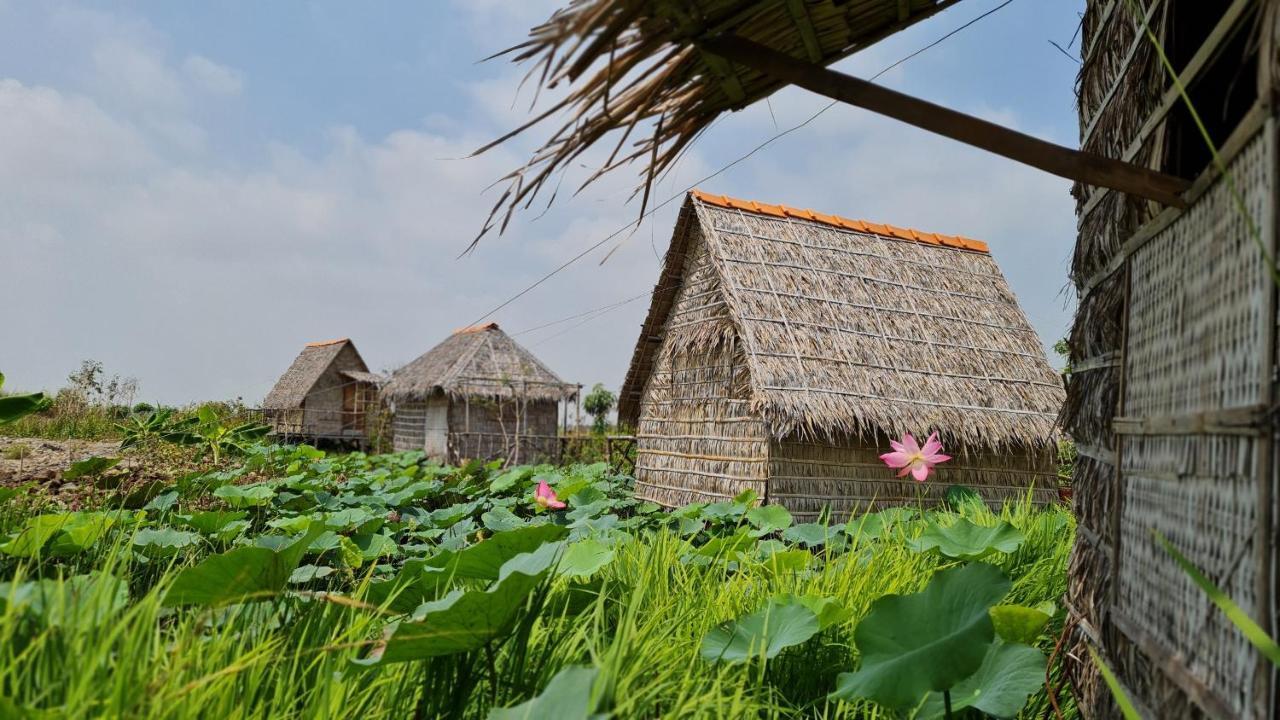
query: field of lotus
[{"left": 0, "top": 443, "right": 1076, "bottom": 719}]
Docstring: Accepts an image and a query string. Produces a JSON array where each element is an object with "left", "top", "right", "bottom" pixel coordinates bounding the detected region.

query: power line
[{"left": 469, "top": 0, "right": 1015, "bottom": 332}]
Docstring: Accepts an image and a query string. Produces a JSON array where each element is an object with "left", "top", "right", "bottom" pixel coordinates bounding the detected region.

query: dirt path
[{"left": 0, "top": 436, "right": 125, "bottom": 489}]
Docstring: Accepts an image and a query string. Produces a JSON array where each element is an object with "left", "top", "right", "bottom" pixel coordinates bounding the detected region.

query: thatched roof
[
  {"left": 263, "top": 338, "right": 369, "bottom": 409},
  {"left": 475, "top": 0, "right": 960, "bottom": 240},
  {"left": 383, "top": 323, "right": 576, "bottom": 402},
  {"left": 619, "top": 191, "right": 1064, "bottom": 448}
]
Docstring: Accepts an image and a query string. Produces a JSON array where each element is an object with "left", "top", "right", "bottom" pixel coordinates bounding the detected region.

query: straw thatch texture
[
  {"left": 627, "top": 191, "right": 1063, "bottom": 514},
  {"left": 263, "top": 339, "right": 364, "bottom": 409},
  {"left": 473, "top": 0, "right": 959, "bottom": 239},
  {"left": 385, "top": 324, "right": 573, "bottom": 464},
  {"left": 384, "top": 323, "right": 575, "bottom": 403},
  {"left": 1064, "top": 3, "right": 1277, "bottom": 717},
  {"left": 633, "top": 231, "right": 772, "bottom": 507},
  {"left": 262, "top": 339, "right": 375, "bottom": 437}
]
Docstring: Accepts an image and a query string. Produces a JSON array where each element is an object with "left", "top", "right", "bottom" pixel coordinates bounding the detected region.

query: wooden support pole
[{"left": 700, "top": 35, "right": 1192, "bottom": 209}]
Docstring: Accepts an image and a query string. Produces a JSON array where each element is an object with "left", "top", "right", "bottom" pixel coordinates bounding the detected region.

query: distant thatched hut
[
  {"left": 262, "top": 338, "right": 381, "bottom": 441},
  {"left": 383, "top": 323, "right": 576, "bottom": 464},
  {"left": 619, "top": 191, "right": 1064, "bottom": 520}
]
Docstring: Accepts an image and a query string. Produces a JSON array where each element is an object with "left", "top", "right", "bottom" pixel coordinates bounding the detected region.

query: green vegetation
[
  {"left": 0, "top": 440, "right": 1076, "bottom": 718},
  {"left": 582, "top": 383, "right": 616, "bottom": 435}
]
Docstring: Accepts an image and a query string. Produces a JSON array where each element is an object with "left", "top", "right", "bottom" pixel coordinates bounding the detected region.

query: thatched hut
[
  {"left": 383, "top": 323, "right": 576, "bottom": 464},
  {"left": 262, "top": 338, "right": 381, "bottom": 440},
  {"left": 1062, "top": 3, "right": 1278, "bottom": 718},
  {"left": 619, "top": 191, "right": 1064, "bottom": 520}
]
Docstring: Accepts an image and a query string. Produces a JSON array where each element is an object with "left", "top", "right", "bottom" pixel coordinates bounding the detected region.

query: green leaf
[
  {"left": 0, "top": 573, "right": 129, "bottom": 628},
  {"left": 844, "top": 507, "right": 916, "bottom": 540},
  {"left": 916, "top": 642, "right": 1046, "bottom": 718},
  {"left": 289, "top": 564, "right": 335, "bottom": 584},
  {"left": 47, "top": 514, "right": 119, "bottom": 556},
  {"left": 782, "top": 522, "right": 834, "bottom": 548},
  {"left": 1155, "top": 529, "right": 1280, "bottom": 667},
  {"left": 775, "top": 594, "right": 851, "bottom": 630},
  {"left": 425, "top": 524, "right": 569, "bottom": 581},
  {"left": 700, "top": 598, "right": 821, "bottom": 664},
  {"left": 989, "top": 604, "right": 1052, "bottom": 644},
  {"left": 0, "top": 391, "right": 50, "bottom": 425},
  {"left": 489, "top": 466, "right": 535, "bottom": 494},
  {"left": 132, "top": 528, "right": 201, "bottom": 558},
  {"left": 162, "top": 525, "right": 322, "bottom": 606},
  {"left": 909, "top": 518, "right": 1024, "bottom": 561},
  {"left": 745, "top": 504, "right": 793, "bottom": 536},
  {"left": 372, "top": 543, "right": 560, "bottom": 661},
  {"left": 481, "top": 506, "right": 526, "bottom": 532},
  {"left": 350, "top": 533, "right": 399, "bottom": 562},
  {"left": 943, "top": 484, "right": 983, "bottom": 509},
  {"left": 213, "top": 483, "right": 276, "bottom": 508},
  {"left": 829, "top": 562, "right": 1010, "bottom": 710},
  {"left": 759, "top": 548, "right": 812, "bottom": 575},
  {"left": 488, "top": 666, "right": 606, "bottom": 720},
  {"left": 1, "top": 515, "right": 76, "bottom": 557},
  {"left": 176, "top": 510, "right": 248, "bottom": 535},
  {"left": 63, "top": 456, "right": 121, "bottom": 480},
  {"left": 558, "top": 538, "right": 614, "bottom": 578}
]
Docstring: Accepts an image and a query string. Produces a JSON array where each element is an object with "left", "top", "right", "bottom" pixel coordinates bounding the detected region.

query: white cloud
[
  {"left": 1, "top": 4, "right": 1075, "bottom": 407},
  {"left": 182, "top": 54, "right": 242, "bottom": 96}
]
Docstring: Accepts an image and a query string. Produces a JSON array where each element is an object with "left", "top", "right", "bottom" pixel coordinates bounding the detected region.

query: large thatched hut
[
  {"left": 262, "top": 338, "right": 381, "bottom": 441},
  {"left": 619, "top": 191, "right": 1064, "bottom": 520},
  {"left": 383, "top": 323, "right": 576, "bottom": 464},
  {"left": 1062, "top": 3, "right": 1278, "bottom": 718}
]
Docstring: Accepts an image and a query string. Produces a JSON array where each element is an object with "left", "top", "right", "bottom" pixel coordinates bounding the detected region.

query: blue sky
[{"left": 1, "top": 0, "right": 1083, "bottom": 405}]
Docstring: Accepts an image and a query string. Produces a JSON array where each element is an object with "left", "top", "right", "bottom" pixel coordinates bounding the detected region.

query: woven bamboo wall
[
  {"left": 391, "top": 400, "right": 427, "bottom": 453},
  {"left": 634, "top": 231, "right": 771, "bottom": 506},
  {"left": 1066, "top": 2, "right": 1277, "bottom": 717},
  {"left": 769, "top": 437, "right": 1058, "bottom": 523},
  {"left": 448, "top": 397, "right": 560, "bottom": 465}
]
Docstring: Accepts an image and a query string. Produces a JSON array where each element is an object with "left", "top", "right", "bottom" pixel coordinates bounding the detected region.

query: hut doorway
[{"left": 423, "top": 396, "right": 448, "bottom": 458}]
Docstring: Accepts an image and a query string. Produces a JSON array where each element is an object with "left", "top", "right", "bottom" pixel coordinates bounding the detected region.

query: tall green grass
[{"left": 0, "top": 499, "right": 1075, "bottom": 718}]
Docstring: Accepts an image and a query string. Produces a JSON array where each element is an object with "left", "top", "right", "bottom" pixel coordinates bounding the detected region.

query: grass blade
[{"left": 1153, "top": 529, "right": 1280, "bottom": 667}]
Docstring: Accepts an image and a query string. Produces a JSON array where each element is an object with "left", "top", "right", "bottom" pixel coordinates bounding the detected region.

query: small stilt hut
[
  {"left": 383, "top": 323, "right": 577, "bottom": 464},
  {"left": 619, "top": 191, "right": 1064, "bottom": 520},
  {"left": 262, "top": 338, "right": 381, "bottom": 442}
]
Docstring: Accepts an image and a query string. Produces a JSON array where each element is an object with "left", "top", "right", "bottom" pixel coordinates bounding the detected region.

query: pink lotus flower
[
  {"left": 880, "top": 432, "right": 951, "bottom": 482},
  {"left": 534, "top": 479, "right": 566, "bottom": 510}
]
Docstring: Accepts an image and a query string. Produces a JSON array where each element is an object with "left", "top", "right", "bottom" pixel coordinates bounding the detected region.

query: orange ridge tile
[
  {"left": 453, "top": 322, "right": 500, "bottom": 335},
  {"left": 688, "top": 189, "right": 989, "bottom": 254},
  {"left": 306, "top": 338, "right": 349, "bottom": 347}
]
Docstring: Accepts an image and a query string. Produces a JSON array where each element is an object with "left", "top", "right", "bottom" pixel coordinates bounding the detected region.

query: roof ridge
[
  {"left": 689, "top": 189, "right": 989, "bottom": 253},
  {"left": 305, "top": 337, "right": 350, "bottom": 347}
]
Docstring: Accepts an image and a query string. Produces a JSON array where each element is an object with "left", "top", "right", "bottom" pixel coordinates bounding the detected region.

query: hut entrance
[
  {"left": 423, "top": 396, "right": 448, "bottom": 457},
  {"left": 341, "top": 384, "right": 365, "bottom": 432}
]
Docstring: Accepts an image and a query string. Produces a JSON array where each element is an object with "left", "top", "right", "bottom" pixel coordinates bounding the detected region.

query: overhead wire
[{"left": 468, "top": 0, "right": 1016, "bottom": 335}]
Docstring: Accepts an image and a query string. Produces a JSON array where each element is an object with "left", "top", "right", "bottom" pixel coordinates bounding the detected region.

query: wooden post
[{"left": 700, "top": 35, "right": 1192, "bottom": 208}]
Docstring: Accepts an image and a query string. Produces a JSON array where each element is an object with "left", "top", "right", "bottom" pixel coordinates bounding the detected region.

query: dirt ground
[{"left": 0, "top": 436, "right": 127, "bottom": 490}]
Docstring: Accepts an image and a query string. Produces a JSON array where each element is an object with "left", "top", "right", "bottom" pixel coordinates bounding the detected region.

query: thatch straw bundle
[
  {"left": 472, "top": 0, "right": 960, "bottom": 242},
  {"left": 384, "top": 323, "right": 575, "bottom": 403}
]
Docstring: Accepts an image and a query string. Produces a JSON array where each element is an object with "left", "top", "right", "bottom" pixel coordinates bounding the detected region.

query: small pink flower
[
  {"left": 879, "top": 432, "right": 951, "bottom": 482},
  {"left": 534, "top": 479, "right": 566, "bottom": 510}
]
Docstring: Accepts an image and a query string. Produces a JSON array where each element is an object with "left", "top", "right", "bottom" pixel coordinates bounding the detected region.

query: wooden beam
[
  {"left": 1112, "top": 405, "right": 1269, "bottom": 436},
  {"left": 785, "top": 0, "right": 823, "bottom": 62},
  {"left": 701, "top": 35, "right": 1192, "bottom": 208}
]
